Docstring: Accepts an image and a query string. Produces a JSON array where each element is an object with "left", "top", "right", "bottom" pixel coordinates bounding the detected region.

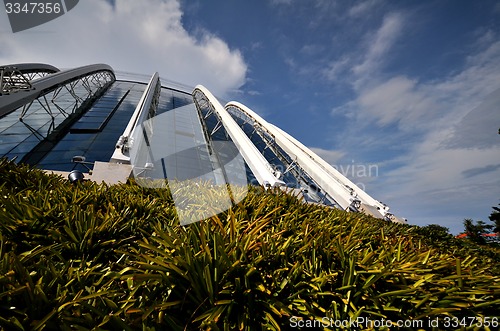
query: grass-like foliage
[{"left": 0, "top": 158, "right": 498, "bottom": 330}]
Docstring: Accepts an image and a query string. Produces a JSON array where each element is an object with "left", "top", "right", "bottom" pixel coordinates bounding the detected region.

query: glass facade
[
  {"left": 0, "top": 72, "right": 195, "bottom": 172},
  {"left": 43, "top": 82, "right": 196, "bottom": 172},
  {"left": 130, "top": 102, "right": 219, "bottom": 183},
  {"left": 0, "top": 70, "right": 113, "bottom": 163},
  {"left": 38, "top": 82, "right": 146, "bottom": 171}
]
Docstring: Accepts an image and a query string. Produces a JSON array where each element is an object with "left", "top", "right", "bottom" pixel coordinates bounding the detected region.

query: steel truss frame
[
  {"left": 226, "top": 105, "right": 340, "bottom": 207},
  {"left": 18, "top": 70, "right": 115, "bottom": 141},
  {"left": 0, "top": 63, "right": 59, "bottom": 95},
  {"left": 192, "top": 89, "right": 241, "bottom": 188},
  {"left": 193, "top": 89, "right": 229, "bottom": 151},
  {"left": 225, "top": 101, "right": 399, "bottom": 220},
  {"left": 0, "top": 66, "right": 33, "bottom": 95},
  {"left": 21, "top": 71, "right": 53, "bottom": 81}
]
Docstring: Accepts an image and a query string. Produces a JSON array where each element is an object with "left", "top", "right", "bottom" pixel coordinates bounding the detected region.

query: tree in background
[
  {"left": 463, "top": 218, "right": 493, "bottom": 245},
  {"left": 489, "top": 202, "right": 500, "bottom": 234},
  {"left": 420, "top": 224, "right": 451, "bottom": 241}
]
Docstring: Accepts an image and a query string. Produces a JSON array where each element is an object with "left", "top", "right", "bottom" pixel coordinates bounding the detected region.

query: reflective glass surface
[
  {"left": 132, "top": 103, "right": 223, "bottom": 182},
  {"left": 0, "top": 76, "right": 109, "bottom": 161},
  {"left": 38, "top": 82, "right": 145, "bottom": 171},
  {"left": 38, "top": 81, "right": 195, "bottom": 172},
  {"left": 130, "top": 92, "right": 248, "bottom": 225}
]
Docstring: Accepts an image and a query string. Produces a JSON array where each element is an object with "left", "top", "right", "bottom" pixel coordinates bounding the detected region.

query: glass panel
[
  {"left": 130, "top": 102, "right": 247, "bottom": 225},
  {"left": 36, "top": 81, "right": 194, "bottom": 171},
  {"left": 38, "top": 81, "right": 145, "bottom": 170},
  {"left": 0, "top": 70, "right": 113, "bottom": 162}
]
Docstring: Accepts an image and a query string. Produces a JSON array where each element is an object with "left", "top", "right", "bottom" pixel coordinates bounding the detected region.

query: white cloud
[
  {"left": 323, "top": 56, "right": 350, "bottom": 81},
  {"left": 322, "top": 11, "right": 405, "bottom": 87},
  {"left": 300, "top": 44, "right": 324, "bottom": 56},
  {"left": 326, "top": 25, "right": 500, "bottom": 233},
  {"left": 348, "top": 0, "right": 383, "bottom": 18},
  {"left": 384, "top": 144, "right": 500, "bottom": 196},
  {"left": 309, "top": 147, "right": 345, "bottom": 166},
  {"left": 0, "top": 0, "right": 247, "bottom": 97},
  {"left": 381, "top": 143, "right": 500, "bottom": 233},
  {"left": 336, "top": 36, "right": 500, "bottom": 134},
  {"left": 352, "top": 12, "right": 404, "bottom": 79},
  {"left": 495, "top": 2, "right": 500, "bottom": 13},
  {"left": 356, "top": 76, "right": 437, "bottom": 128},
  {"left": 443, "top": 88, "right": 500, "bottom": 149}
]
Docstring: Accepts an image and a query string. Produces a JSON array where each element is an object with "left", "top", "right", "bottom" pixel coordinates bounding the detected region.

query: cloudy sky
[{"left": 1, "top": 0, "right": 499, "bottom": 234}]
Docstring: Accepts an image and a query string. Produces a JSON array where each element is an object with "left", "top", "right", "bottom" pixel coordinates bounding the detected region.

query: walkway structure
[{"left": 0, "top": 63, "right": 406, "bottom": 223}]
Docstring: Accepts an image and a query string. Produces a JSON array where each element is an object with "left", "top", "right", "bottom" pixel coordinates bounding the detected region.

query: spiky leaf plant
[{"left": 0, "top": 158, "right": 499, "bottom": 330}]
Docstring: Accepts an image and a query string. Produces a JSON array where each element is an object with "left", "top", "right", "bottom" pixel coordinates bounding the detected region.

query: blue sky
[{"left": 1, "top": 0, "right": 499, "bottom": 234}]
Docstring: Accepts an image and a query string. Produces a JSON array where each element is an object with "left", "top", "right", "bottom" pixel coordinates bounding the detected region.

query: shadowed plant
[{"left": 0, "top": 158, "right": 499, "bottom": 330}]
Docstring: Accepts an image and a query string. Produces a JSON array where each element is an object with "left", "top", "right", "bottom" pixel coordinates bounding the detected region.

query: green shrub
[{"left": 0, "top": 158, "right": 499, "bottom": 330}]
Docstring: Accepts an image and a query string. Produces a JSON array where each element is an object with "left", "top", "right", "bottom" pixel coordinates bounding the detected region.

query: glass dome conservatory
[{"left": 0, "top": 63, "right": 405, "bottom": 224}]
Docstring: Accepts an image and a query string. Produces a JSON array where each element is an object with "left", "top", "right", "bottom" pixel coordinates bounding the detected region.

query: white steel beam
[
  {"left": 193, "top": 85, "right": 284, "bottom": 187},
  {"left": 225, "top": 101, "right": 392, "bottom": 219},
  {"left": 272, "top": 125, "right": 389, "bottom": 213},
  {"left": 111, "top": 72, "right": 160, "bottom": 164}
]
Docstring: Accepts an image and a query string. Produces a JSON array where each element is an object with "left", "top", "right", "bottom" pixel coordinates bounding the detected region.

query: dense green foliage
[{"left": 0, "top": 158, "right": 499, "bottom": 330}]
